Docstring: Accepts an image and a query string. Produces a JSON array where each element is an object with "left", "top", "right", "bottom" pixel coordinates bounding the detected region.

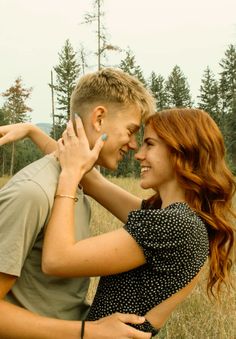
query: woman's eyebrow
[{"left": 143, "top": 137, "right": 157, "bottom": 143}]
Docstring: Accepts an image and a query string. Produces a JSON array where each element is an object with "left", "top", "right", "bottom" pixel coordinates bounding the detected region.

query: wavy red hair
[{"left": 145, "top": 108, "right": 236, "bottom": 298}]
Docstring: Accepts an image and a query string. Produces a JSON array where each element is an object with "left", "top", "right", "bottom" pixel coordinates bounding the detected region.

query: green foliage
[
  {"left": 165, "top": 65, "right": 193, "bottom": 107},
  {"left": 2, "top": 77, "right": 32, "bottom": 124},
  {"left": 148, "top": 72, "right": 168, "bottom": 111},
  {"left": 218, "top": 44, "right": 236, "bottom": 169},
  {"left": 1, "top": 78, "right": 33, "bottom": 175},
  {"left": 52, "top": 39, "right": 80, "bottom": 122},
  {"left": 197, "top": 67, "right": 221, "bottom": 126},
  {"left": 50, "top": 122, "right": 66, "bottom": 141},
  {"left": 0, "top": 138, "right": 43, "bottom": 176},
  {"left": 119, "top": 49, "right": 146, "bottom": 85},
  {"left": 14, "top": 140, "right": 43, "bottom": 172}
]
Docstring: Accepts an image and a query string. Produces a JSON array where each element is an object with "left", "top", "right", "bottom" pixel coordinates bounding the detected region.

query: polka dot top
[{"left": 86, "top": 202, "right": 209, "bottom": 336}]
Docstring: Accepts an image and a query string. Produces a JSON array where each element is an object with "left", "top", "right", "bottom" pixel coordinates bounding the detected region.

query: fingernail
[
  {"left": 75, "top": 113, "right": 81, "bottom": 119},
  {"left": 139, "top": 316, "right": 146, "bottom": 322},
  {"left": 101, "top": 133, "right": 108, "bottom": 141},
  {"left": 67, "top": 121, "right": 72, "bottom": 127}
]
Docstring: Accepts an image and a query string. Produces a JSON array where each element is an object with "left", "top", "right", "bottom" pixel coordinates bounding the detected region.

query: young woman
[{"left": 0, "top": 108, "right": 235, "bottom": 337}]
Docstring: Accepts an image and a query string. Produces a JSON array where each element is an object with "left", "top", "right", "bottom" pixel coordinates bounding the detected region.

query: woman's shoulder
[
  {"left": 128, "top": 202, "right": 207, "bottom": 235},
  {"left": 130, "top": 202, "right": 195, "bottom": 219}
]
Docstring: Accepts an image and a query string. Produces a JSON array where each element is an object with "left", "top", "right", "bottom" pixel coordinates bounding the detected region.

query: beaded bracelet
[{"left": 55, "top": 194, "right": 78, "bottom": 202}]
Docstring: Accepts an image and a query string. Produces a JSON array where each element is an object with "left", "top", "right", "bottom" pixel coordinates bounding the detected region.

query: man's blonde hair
[{"left": 70, "top": 67, "right": 156, "bottom": 121}]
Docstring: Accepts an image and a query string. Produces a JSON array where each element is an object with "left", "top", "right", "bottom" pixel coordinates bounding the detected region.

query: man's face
[{"left": 96, "top": 105, "right": 142, "bottom": 170}]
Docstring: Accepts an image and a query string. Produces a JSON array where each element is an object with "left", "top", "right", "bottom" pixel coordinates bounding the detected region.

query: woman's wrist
[
  {"left": 57, "top": 171, "right": 82, "bottom": 196},
  {"left": 60, "top": 170, "right": 83, "bottom": 184}
]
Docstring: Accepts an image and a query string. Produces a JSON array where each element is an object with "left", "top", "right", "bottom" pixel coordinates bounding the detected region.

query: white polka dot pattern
[{"left": 87, "top": 202, "right": 209, "bottom": 335}]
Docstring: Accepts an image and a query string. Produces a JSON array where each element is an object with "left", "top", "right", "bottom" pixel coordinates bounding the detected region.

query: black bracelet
[{"left": 81, "top": 320, "right": 85, "bottom": 339}]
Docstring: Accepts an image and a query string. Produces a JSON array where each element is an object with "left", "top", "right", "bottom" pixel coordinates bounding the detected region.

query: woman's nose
[{"left": 135, "top": 149, "right": 144, "bottom": 160}]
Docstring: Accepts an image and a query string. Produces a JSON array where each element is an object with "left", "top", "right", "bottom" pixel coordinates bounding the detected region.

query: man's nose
[{"left": 128, "top": 135, "right": 138, "bottom": 150}]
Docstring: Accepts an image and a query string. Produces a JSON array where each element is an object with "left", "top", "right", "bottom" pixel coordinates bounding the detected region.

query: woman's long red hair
[{"left": 145, "top": 108, "right": 236, "bottom": 298}]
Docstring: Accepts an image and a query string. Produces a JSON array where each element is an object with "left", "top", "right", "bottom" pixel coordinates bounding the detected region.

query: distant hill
[{"left": 36, "top": 123, "right": 52, "bottom": 136}]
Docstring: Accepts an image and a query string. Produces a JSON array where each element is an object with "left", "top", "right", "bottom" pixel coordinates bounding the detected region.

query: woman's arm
[
  {"left": 81, "top": 168, "right": 142, "bottom": 223},
  {"left": 42, "top": 118, "right": 146, "bottom": 277},
  {"left": 42, "top": 199, "right": 146, "bottom": 277},
  {"left": 0, "top": 123, "right": 57, "bottom": 154}
]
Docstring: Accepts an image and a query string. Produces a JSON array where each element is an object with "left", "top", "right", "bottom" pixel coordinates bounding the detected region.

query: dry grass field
[{"left": 1, "top": 176, "right": 235, "bottom": 338}]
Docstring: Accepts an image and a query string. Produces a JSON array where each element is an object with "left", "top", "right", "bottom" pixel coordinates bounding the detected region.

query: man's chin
[{"left": 97, "top": 159, "right": 118, "bottom": 171}]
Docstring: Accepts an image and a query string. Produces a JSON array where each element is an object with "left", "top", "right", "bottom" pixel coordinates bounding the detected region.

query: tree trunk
[
  {"left": 9, "top": 142, "right": 15, "bottom": 176},
  {"left": 1, "top": 149, "right": 5, "bottom": 176}
]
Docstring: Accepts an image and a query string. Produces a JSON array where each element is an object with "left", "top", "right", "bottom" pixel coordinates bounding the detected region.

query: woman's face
[{"left": 135, "top": 124, "right": 175, "bottom": 191}]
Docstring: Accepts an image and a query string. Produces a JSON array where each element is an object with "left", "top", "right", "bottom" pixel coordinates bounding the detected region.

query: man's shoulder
[
  {"left": 0, "top": 155, "right": 60, "bottom": 208},
  {"left": 13, "top": 155, "right": 60, "bottom": 181},
  {"left": 3, "top": 155, "right": 59, "bottom": 190}
]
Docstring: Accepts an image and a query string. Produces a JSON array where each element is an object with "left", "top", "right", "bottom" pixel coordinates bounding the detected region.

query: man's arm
[
  {"left": 0, "top": 273, "right": 150, "bottom": 339},
  {"left": 0, "top": 272, "right": 82, "bottom": 339}
]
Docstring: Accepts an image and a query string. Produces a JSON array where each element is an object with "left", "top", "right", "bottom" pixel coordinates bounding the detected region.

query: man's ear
[{"left": 91, "top": 105, "right": 107, "bottom": 132}]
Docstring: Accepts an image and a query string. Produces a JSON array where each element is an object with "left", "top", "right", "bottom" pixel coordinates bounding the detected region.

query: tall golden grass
[
  {"left": 1, "top": 176, "right": 235, "bottom": 338},
  {"left": 88, "top": 177, "right": 236, "bottom": 339}
]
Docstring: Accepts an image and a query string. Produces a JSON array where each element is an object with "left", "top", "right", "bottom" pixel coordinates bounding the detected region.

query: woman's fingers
[
  {"left": 91, "top": 134, "right": 107, "bottom": 159},
  {"left": 57, "top": 138, "right": 64, "bottom": 152},
  {"left": 74, "top": 115, "right": 88, "bottom": 140},
  {"left": 66, "top": 120, "right": 76, "bottom": 137}
]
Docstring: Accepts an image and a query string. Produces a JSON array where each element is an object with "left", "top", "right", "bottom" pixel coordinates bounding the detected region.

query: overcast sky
[{"left": 1, "top": 0, "right": 235, "bottom": 124}]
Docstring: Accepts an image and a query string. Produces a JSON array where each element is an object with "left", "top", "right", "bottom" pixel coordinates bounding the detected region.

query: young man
[{"left": 0, "top": 68, "right": 155, "bottom": 338}]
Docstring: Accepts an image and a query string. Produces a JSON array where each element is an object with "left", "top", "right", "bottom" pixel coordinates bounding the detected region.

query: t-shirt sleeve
[
  {"left": 123, "top": 208, "right": 209, "bottom": 274},
  {"left": 0, "top": 180, "right": 49, "bottom": 276}
]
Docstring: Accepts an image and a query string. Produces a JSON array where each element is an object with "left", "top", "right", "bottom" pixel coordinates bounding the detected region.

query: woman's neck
[{"left": 159, "top": 181, "right": 186, "bottom": 209}]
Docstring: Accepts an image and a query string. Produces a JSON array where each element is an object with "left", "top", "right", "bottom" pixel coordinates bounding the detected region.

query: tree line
[{"left": 1, "top": 42, "right": 236, "bottom": 176}]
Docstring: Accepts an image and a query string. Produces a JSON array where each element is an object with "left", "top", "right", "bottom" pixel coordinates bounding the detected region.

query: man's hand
[{"left": 87, "top": 313, "right": 151, "bottom": 339}]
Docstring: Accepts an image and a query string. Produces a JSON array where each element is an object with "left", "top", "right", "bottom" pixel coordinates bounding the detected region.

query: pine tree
[
  {"left": 2, "top": 77, "right": 32, "bottom": 124},
  {"left": 83, "top": 0, "right": 121, "bottom": 70},
  {"left": 148, "top": 72, "right": 168, "bottom": 111},
  {"left": 2, "top": 77, "right": 32, "bottom": 175},
  {"left": 218, "top": 44, "right": 236, "bottom": 170},
  {"left": 197, "top": 67, "right": 221, "bottom": 126},
  {"left": 165, "top": 65, "right": 192, "bottom": 107},
  {"left": 219, "top": 44, "right": 236, "bottom": 110},
  {"left": 51, "top": 39, "right": 80, "bottom": 138},
  {"left": 119, "top": 49, "right": 146, "bottom": 85}
]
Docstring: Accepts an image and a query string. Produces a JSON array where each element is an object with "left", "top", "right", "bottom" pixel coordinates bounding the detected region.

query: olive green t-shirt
[{"left": 0, "top": 155, "right": 91, "bottom": 320}]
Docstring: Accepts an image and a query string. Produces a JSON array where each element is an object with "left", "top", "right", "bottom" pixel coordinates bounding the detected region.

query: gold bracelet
[{"left": 55, "top": 194, "right": 78, "bottom": 202}]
